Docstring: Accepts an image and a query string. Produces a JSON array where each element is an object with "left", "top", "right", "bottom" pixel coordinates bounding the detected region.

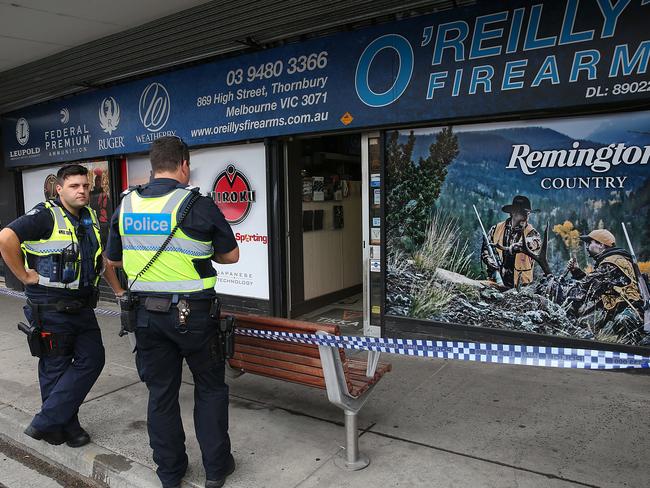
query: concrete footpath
[{"left": 0, "top": 292, "right": 648, "bottom": 488}]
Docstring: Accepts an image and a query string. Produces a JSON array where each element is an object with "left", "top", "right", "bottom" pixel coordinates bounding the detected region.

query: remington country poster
[{"left": 385, "top": 111, "right": 650, "bottom": 346}]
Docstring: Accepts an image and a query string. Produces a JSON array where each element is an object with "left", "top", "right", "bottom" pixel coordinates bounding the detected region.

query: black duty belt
[{"left": 27, "top": 294, "right": 98, "bottom": 327}]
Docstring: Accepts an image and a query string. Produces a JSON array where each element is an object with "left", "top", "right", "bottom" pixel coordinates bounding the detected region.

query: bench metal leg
[
  {"left": 366, "top": 350, "right": 381, "bottom": 377},
  {"left": 317, "top": 331, "right": 377, "bottom": 471},
  {"left": 334, "top": 410, "right": 370, "bottom": 471}
]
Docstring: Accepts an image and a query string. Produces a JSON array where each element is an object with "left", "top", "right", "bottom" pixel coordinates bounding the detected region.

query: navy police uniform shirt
[
  {"left": 105, "top": 178, "right": 237, "bottom": 298},
  {"left": 7, "top": 199, "right": 101, "bottom": 300}
]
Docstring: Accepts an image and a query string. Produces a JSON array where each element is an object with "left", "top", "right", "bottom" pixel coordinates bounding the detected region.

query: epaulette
[
  {"left": 24, "top": 201, "right": 48, "bottom": 215},
  {"left": 121, "top": 185, "right": 144, "bottom": 197}
]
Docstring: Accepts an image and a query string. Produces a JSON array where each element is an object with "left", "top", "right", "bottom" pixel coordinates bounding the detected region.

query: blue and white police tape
[
  {"left": 1, "top": 287, "right": 648, "bottom": 370},
  {"left": 237, "top": 328, "right": 650, "bottom": 370}
]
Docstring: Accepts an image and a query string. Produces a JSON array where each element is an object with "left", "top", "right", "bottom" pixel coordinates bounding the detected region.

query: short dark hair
[
  {"left": 56, "top": 164, "right": 88, "bottom": 184},
  {"left": 150, "top": 136, "right": 189, "bottom": 173}
]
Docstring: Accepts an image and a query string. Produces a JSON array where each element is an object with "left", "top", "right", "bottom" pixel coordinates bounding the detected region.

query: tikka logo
[
  {"left": 99, "top": 97, "right": 120, "bottom": 135},
  {"left": 123, "top": 213, "right": 171, "bottom": 235},
  {"left": 44, "top": 174, "right": 58, "bottom": 200},
  {"left": 210, "top": 164, "right": 255, "bottom": 225},
  {"left": 139, "top": 82, "right": 170, "bottom": 132},
  {"left": 16, "top": 118, "right": 29, "bottom": 145}
]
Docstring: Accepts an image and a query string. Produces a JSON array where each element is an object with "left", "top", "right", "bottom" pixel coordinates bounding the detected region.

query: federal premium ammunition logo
[
  {"left": 209, "top": 164, "right": 256, "bottom": 224},
  {"left": 60, "top": 108, "right": 70, "bottom": 124},
  {"left": 44, "top": 125, "right": 90, "bottom": 156}
]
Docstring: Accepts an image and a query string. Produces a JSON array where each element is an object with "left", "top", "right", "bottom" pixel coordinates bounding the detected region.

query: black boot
[{"left": 24, "top": 423, "right": 66, "bottom": 445}]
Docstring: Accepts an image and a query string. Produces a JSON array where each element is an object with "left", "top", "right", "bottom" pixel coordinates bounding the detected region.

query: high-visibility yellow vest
[
  {"left": 119, "top": 187, "right": 216, "bottom": 293},
  {"left": 22, "top": 201, "right": 102, "bottom": 289}
]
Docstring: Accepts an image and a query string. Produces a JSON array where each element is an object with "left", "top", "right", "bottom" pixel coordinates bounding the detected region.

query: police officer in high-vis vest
[
  {"left": 105, "top": 136, "right": 239, "bottom": 488},
  {"left": 0, "top": 164, "right": 123, "bottom": 447}
]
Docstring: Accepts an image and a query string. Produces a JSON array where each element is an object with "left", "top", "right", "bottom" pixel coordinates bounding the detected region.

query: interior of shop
[{"left": 285, "top": 134, "right": 363, "bottom": 333}]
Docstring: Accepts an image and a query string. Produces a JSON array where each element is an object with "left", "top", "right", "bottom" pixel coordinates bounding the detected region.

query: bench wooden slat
[
  {"left": 345, "top": 359, "right": 392, "bottom": 397},
  {"left": 228, "top": 359, "right": 326, "bottom": 388},
  {"left": 236, "top": 343, "right": 323, "bottom": 368},
  {"left": 236, "top": 335, "right": 321, "bottom": 359},
  {"left": 231, "top": 351, "right": 325, "bottom": 378},
  {"left": 346, "top": 359, "right": 392, "bottom": 376},
  {"left": 346, "top": 371, "right": 389, "bottom": 386}
]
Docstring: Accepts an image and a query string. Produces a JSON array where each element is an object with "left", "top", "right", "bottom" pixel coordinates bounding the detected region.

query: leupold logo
[
  {"left": 210, "top": 165, "right": 256, "bottom": 224},
  {"left": 99, "top": 97, "right": 120, "bottom": 135},
  {"left": 15, "top": 117, "right": 29, "bottom": 145},
  {"left": 139, "top": 82, "right": 170, "bottom": 132}
]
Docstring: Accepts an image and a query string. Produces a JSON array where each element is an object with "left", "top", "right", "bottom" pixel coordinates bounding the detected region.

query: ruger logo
[
  {"left": 210, "top": 165, "right": 255, "bottom": 224},
  {"left": 99, "top": 97, "right": 120, "bottom": 135}
]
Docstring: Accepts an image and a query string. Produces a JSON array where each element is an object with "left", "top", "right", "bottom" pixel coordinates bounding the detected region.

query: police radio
[{"left": 61, "top": 244, "right": 79, "bottom": 284}]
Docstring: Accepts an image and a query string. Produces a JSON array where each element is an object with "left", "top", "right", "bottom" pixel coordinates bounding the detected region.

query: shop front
[{"left": 2, "top": 0, "right": 649, "bottom": 352}]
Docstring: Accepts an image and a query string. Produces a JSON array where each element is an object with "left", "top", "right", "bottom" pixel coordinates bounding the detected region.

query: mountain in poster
[{"left": 396, "top": 123, "right": 650, "bottom": 261}]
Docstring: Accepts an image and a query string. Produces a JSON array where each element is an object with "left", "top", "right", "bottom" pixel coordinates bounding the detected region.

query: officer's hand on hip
[{"left": 22, "top": 268, "right": 39, "bottom": 285}]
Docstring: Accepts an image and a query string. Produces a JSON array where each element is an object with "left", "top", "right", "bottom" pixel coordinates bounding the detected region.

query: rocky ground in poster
[{"left": 385, "top": 111, "right": 650, "bottom": 346}]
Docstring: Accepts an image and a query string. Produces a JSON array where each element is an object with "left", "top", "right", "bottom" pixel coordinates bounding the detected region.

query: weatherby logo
[
  {"left": 139, "top": 82, "right": 170, "bottom": 132},
  {"left": 209, "top": 165, "right": 255, "bottom": 225}
]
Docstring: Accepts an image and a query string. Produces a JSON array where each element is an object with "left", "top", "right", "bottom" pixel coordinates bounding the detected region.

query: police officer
[
  {"left": 105, "top": 136, "right": 239, "bottom": 488},
  {"left": 0, "top": 164, "right": 123, "bottom": 447}
]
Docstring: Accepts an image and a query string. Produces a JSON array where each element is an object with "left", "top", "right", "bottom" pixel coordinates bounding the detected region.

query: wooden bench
[{"left": 227, "top": 312, "right": 391, "bottom": 470}]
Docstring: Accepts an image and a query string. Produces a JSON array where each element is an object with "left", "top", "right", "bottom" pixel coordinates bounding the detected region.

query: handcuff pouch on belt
[
  {"left": 208, "top": 298, "right": 235, "bottom": 359},
  {"left": 17, "top": 322, "right": 73, "bottom": 358}
]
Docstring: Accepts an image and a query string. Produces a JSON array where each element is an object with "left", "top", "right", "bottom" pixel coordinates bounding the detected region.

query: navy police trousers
[
  {"left": 134, "top": 301, "right": 231, "bottom": 488},
  {"left": 23, "top": 304, "right": 105, "bottom": 435}
]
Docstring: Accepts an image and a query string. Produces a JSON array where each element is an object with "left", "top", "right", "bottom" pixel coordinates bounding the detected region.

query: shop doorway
[{"left": 285, "top": 134, "right": 363, "bottom": 334}]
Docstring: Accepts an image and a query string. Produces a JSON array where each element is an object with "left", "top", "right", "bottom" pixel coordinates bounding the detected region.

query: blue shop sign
[{"left": 2, "top": 0, "right": 649, "bottom": 167}]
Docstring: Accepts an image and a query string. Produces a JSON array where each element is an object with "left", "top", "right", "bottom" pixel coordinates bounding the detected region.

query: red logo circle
[{"left": 211, "top": 165, "right": 255, "bottom": 224}]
